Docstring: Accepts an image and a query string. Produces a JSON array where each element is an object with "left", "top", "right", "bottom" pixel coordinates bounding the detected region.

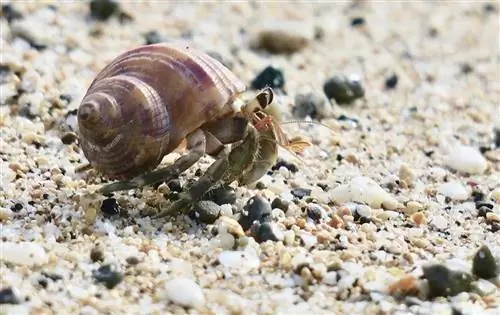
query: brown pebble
[
  {"left": 126, "top": 256, "right": 140, "bottom": 265},
  {"left": 90, "top": 246, "right": 105, "bottom": 262},
  {"left": 388, "top": 275, "right": 420, "bottom": 297},
  {"left": 296, "top": 217, "right": 307, "bottom": 229},
  {"left": 328, "top": 214, "right": 344, "bottom": 229},
  {"left": 411, "top": 212, "right": 427, "bottom": 225},
  {"left": 485, "top": 212, "right": 500, "bottom": 223},
  {"left": 61, "top": 131, "right": 78, "bottom": 145}
]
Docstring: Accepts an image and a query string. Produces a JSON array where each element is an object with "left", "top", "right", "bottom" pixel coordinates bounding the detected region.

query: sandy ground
[{"left": 1, "top": 1, "right": 499, "bottom": 315}]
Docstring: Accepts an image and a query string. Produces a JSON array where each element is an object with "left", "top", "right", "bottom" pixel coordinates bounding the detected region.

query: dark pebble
[
  {"left": 385, "top": 73, "right": 398, "bottom": 89},
  {"left": 291, "top": 188, "right": 311, "bottom": 199},
  {"left": 323, "top": 75, "right": 365, "bottom": 105},
  {"left": 90, "top": 246, "right": 105, "bottom": 262},
  {"left": 494, "top": 128, "right": 500, "bottom": 148},
  {"left": 254, "top": 222, "right": 284, "bottom": 243},
  {"left": 460, "top": 63, "right": 473, "bottom": 74},
  {"left": 203, "top": 185, "right": 236, "bottom": 205},
  {"left": 422, "top": 264, "right": 473, "bottom": 299},
  {"left": 472, "top": 189, "right": 486, "bottom": 203},
  {"left": 337, "top": 114, "right": 359, "bottom": 124},
  {"left": 475, "top": 201, "right": 494, "bottom": 210},
  {"left": 41, "top": 271, "right": 63, "bottom": 282},
  {"left": 90, "top": 0, "right": 120, "bottom": 21},
  {"left": 477, "top": 206, "right": 493, "bottom": 218},
  {"left": 255, "top": 182, "right": 267, "bottom": 190},
  {"left": 472, "top": 245, "right": 498, "bottom": 279},
  {"left": 92, "top": 264, "right": 124, "bottom": 289},
  {"left": 117, "top": 11, "right": 133, "bottom": 24},
  {"left": 37, "top": 278, "right": 48, "bottom": 289},
  {"left": 272, "top": 158, "right": 298, "bottom": 173},
  {"left": 238, "top": 195, "right": 272, "bottom": 231},
  {"left": 483, "top": 3, "right": 497, "bottom": 13},
  {"left": 307, "top": 203, "right": 324, "bottom": 222},
  {"left": 59, "top": 94, "right": 73, "bottom": 103},
  {"left": 11, "top": 202, "right": 23, "bottom": 212},
  {"left": 1, "top": 4, "right": 23, "bottom": 23},
  {"left": 126, "top": 256, "right": 140, "bottom": 265},
  {"left": 193, "top": 200, "right": 221, "bottom": 224},
  {"left": 167, "top": 179, "right": 182, "bottom": 193},
  {"left": 61, "top": 132, "right": 78, "bottom": 145},
  {"left": 490, "top": 222, "right": 500, "bottom": 232},
  {"left": 350, "top": 17, "right": 365, "bottom": 26},
  {"left": 317, "top": 183, "right": 329, "bottom": 191},
  {"left": 100, "top": 198, "right": 119, "bottom": 216},
  {"left": 292, "top": 92, "right": 331, "bottom": 120},
  {"left": 271, "top": 197, "right": 289, "bottom": 212},
  {"left": 0, "top": 287, "right": 21, "bottom": 304},
  {"left": 251, "top": 66, "right": 285, "bottom": 90},
  {"left": 144, "top": 30, "right": 164, "bottom": 45}
]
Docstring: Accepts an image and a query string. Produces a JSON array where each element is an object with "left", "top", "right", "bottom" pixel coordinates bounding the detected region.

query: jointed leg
[
  {"left": 98, "top": 129, "right": 207, "bottom": 194},
  {"left": 153, "top": 123, "right": 260, "bottom": 219}
]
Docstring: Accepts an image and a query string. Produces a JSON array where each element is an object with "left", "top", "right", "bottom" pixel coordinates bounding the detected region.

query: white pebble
[
  {"left": 322, "top": 271, "right": 338, "bottom": 285},
  {"left": 0, "top": 242, "right": 49, "bottom": 266},
  {"left": 299, "top": 232, "right": 317, "bottom": 249},
  {"left": 162, "top": 277, "right": 205, "bottom": 309},
  {"left": 430, "top": 215, "right": 448, "bottom": 230},
  {"left": 438, "top": 181, "right": 469, "bottom": 200},
  {"left": 217, "top": 250, "right": 260, "bottom": 271},
  {"left": 330, "top": 176, "right": 400, "bottom": 209},
  {"left": 444, "top": 145, "right": 487, "bottom": 174}
]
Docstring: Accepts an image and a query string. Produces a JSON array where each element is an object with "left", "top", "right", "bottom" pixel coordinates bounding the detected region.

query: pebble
[
  {"left": 0, "top": 287, "right": 21, "bottom": 304},
  {"left": 92, "top": 264, "right": 124, "bottom": 289},
  {"left": 291, "top": 187, "right": 311, "bottom": 199},
  {"left": 162, "top": 277, "right": 205, "bottom": 309},
  {"left": 100, "top": 197, "right": 120, "bottom": 216},
  {"left": 385, "top": 73, "right": 398, "bottom": 89},
  {"left": 1, "top": 241, "right": 49, "bottom": 266},
  {"left": 90, "top": 246, "right": 105, "bottom": 262},
  {"left": 437, "top": 181, "right": 469, "bottom": 200},
  {"left": 272, "top": 159, "right": 299, "bottom": 173},
  {"left": 292, "top": 92, "right": 333, "bottom": 120},
  {"left": 323, "top": 75, "right": 365, "bottom": 105},
  {"left": 254, "top": 222, "right": 285, "bottom": 243},
  {"left": 430, "top": 215, "right": 448, "bottom": 230},
  {"left": 271, "top": 197, "right": 289, "bottom": 211},
  {"left": 404, "top": 201, "right": 423, "bottom": 215},
  {"left": 238, "top": 195, "right": 272, "bottom": 231},
  {"left": 472, "top": 245, "right": 498, "bottom": 279},
  {"left": 193, "top": 200, "right": 221, "bottom": 224},
  {"left": 307, "top": 203, "right": 325, "bottom": 222},
  {"left": 490, "top": 187, "right": 500, "bottom": 202},
  {"left": 1, "top": 4, "right": 23, "bottom": 23},
  {"left": 473, "top": 279, "right": 498, "bottom": 296},
  {"left": 350, "top": 17, "right": 366, "bottom": 26},
  {"left": 251, "top": 66, "right": 285, "bottom": 90},
  {"left": 89, "top": 0, "right": 120, "bottom": 21},
  {"left": 251, "top": 20, "right": 314, "bottom": 54},
  {"left": 444, "top": 145, "right": 488, "bottom": 174},
  {"left": 330, "top": 176, "right": 400, "bottom": 209},
  {"left": 203, "top": 185, "right": 236, "bottom": 205},
  {"left": 399, "top": 164, "right": 416, "bottom": 188},
  {"left": 60, "top": 131, "right": 78, "bottom": 145},
  {"left": 144, "top": 30, "right": 164, "bottom": 45},
  {"left": 217, "top": 250, "right": 260, "bottom": 270},
  {"left": 422, "top": 264, "right": 473, "bottom": 299}
]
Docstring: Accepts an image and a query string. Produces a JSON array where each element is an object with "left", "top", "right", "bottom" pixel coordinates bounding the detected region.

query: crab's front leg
[{"left": 153, "top": 118, "right": 260, "bottom": 219}]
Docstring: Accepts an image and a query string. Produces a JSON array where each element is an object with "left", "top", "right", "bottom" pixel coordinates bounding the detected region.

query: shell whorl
[{"left": 77, "top": 43, "right": 246, "bottom": 179}]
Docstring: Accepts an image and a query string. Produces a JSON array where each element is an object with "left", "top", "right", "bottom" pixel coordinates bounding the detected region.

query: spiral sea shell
[{"left": 77, "top": 43, "right": 246, "bottom": 180}]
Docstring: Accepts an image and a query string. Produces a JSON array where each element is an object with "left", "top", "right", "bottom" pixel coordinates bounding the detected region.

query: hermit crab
[{"left": 77, "top": 42, "right": 308, "bottom": 218}]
